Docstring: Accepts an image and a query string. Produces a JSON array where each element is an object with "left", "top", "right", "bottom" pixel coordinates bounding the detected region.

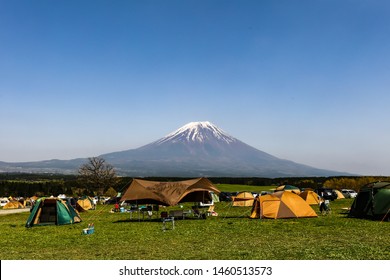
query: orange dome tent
[
  {"left": 3, "top": 200, "right": 25, "bottom": 209},
  {"left": 299, "top": 190, "right": 321, "bottom": 205},
  {"left": 76, "top": 196, "right": 94, "bottom": 212},
  {"left": 250, "top": 191, "right": 317, "bottom": 219},
  {"left": 232, "top": 192, "right": 255, "bottom": 207}
]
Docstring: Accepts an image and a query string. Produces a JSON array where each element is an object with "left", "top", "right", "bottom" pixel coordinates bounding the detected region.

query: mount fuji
[
  {"left": 102, "top": 121, "right": 347, "bottom": 177},
  {"left": 0, "top": 121, "right": 348, "bottom": 177}
]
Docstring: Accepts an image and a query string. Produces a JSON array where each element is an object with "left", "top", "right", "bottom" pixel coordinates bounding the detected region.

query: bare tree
[{"left": 78, "top": 157, "right": 118, "bottom": 195}]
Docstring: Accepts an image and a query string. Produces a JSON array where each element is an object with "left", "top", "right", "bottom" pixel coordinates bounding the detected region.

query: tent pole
[
  {"left": 381, "top": 208, "right": 390, "bottom": 222},
  {"left": 223, "top": 200, "right": 233, "bottom": 220},
  {"left": 259, "top": 200, "right": 262, "bottom": 221}
]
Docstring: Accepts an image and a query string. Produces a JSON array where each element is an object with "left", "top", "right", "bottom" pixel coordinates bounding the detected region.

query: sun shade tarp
[{"left": 120, "top": 178, "right": 220, "bottom": 206}]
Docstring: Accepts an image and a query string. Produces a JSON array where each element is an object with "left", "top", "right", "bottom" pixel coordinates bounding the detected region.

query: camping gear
[
  {"left": 191, "top": 206, "right": 206, "bottom": 219},
  {"left": 231, "top": 191, "right": 255, "bottom": 206},
  {"left": 207, "top": 205, "right": 218, "bottom": 216},
  {"left": 26, "top": 197, "right": 82, "bottom": 227},
  {"left": 250, "top": 191, "right": 317, "bottom": 219},
  {"left": 120, "top": 177, "right": 220, "bottom": 206},
  {"left": 349, "top": 181, "right": 390, "bottom": 221},
  {"left": 161, "top": 211, "right": 175, "bottom": 231},
  {"left": 299, "top": 190, "right": 321, "bottom": 205},
  {"left": 82, "top": 223, "right": 95, "bottom": 235}
]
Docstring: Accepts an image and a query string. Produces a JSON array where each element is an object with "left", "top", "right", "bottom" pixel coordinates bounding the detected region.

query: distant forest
[{"left": 0, "top": 173, "right": 389, "bottom": 197}]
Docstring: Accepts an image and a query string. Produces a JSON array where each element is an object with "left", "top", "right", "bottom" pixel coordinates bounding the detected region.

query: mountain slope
[
  {"left": 102, "top": 121, "right": 346, "bottom": 177},
  {"left": 0, "top": 121, "right": 349, "bottom": 177}
]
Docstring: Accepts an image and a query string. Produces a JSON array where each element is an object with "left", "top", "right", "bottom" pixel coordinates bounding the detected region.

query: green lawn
[{"left": 0, "top": 189, "right": 388, "bottom": 260}]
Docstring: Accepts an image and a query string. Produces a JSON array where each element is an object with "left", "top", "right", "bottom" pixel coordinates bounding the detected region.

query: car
[
  {"left": 341, "top": 189, "right": 358, "bottom": 198},
  {"left": 314, "top": 188, "right": 338, "bottom": 201},
  {"left": 0, "top": 198, "right": 10, "bottom": 207},
  {"left": 0, "top": 197, "right": 9, "bottom": 207}
]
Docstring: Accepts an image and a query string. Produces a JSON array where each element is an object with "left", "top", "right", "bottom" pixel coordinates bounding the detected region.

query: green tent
[
  {"left": 349, "top": 181, "right": 390, "bottom": 221},
  {"left": 26, "top": 197, "right": 82, "bottom": 228}
]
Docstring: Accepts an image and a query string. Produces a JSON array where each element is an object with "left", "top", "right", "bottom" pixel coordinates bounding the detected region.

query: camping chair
[
  {"left": 152, "top": 204, "right": 159, "bottom": 217},
  {"left": 128, "top": 205, "right": 138, "bottom": 220},
  {"left": 139, "top": 205, "right": 153, "bottom": 220},
  {"left": 192, "top": 206, "right": 207, "bottom": 219},
  {"left": 161, "top": 211, "right": 174, "bottom": 231},
  {"left": 191, "top": 206, "right": 201, "bottom": 218}
]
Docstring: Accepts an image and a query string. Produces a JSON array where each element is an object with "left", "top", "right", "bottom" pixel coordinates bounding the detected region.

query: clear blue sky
[{"left": 1, "top": 0, "right": 390, "bottom": 175}]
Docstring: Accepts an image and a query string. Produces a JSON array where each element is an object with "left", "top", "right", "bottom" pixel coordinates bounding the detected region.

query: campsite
[{"left": 0, "top": 181, "right": 389, "bottom": 260}]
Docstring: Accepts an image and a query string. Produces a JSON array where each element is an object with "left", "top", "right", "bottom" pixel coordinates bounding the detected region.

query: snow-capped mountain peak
[
  {"left": 155, "top": 121, "right": 237, "bottom": 145},
  {"left": 0, "top": 121, "right": 349, "bottom": 177}
]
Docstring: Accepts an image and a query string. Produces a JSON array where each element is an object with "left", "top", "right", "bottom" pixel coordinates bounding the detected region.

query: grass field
[{"left": 0, "top": 185, "right": 389, "bottom": 260}]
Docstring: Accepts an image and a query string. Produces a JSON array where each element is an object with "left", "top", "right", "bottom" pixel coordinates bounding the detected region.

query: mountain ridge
[{"left": 0, "top": 121, "right": 351, "bottom": 177}]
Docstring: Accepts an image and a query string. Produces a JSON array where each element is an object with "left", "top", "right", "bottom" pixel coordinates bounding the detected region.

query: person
[
  {"left": 114, "top": 202, "right": 119, "bottom": 212},
  {"left": 320, "top": 199, "right": 330, "bottom": 214},
  {"left": 29, "top": 199, "right": 35, "bottom": 212},
  {"left": 92, "top": 197, "right": 97, "bottom": 210}
]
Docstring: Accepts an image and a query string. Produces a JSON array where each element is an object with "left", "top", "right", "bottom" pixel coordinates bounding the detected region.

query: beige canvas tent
[
  {"left": 120, "top": 178, "right": 221, "bottom": 206},
  {"left": 299, "top": 190, "right": 320, "bottom": 205},
  {"left": 250, "top": 191, "right": 317, "bottom": 219},
  {"left": 232, "top": 192, "right": 255, "bottom": 206}
]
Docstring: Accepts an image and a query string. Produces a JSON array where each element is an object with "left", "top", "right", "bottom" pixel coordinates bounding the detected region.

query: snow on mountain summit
[
  {"left": 0, "top": 120, "right": 349, "bottom": 177},
  {"left": 155, "top": 121, "right": 237, "bottom": 145}
]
